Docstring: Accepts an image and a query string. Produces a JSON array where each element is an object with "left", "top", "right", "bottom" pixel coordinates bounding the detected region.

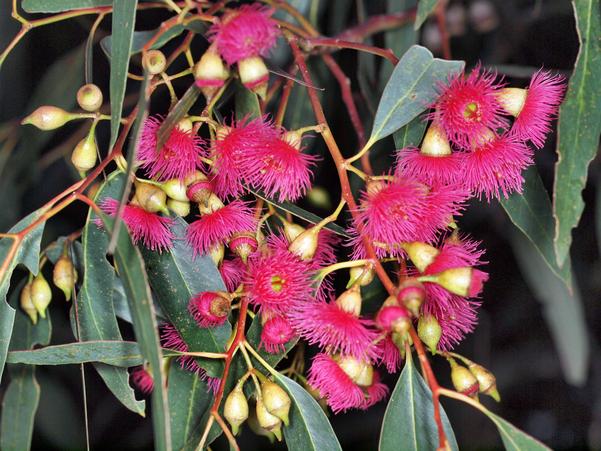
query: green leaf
[
  {"left": 510, "top": 231, "right": 588, "bottom": 386},
  {"left": 156, "top": 84, "right": 202, "bottom": 151},
  {"left": 250, "top": 190, "right": 350, "bottom": 238},
  {"left": 379, "top": 351, "right": 458, "bottom": 451},
  {"left": 7, "top": 341, "right": 144, "bottom": 367},
  {"left": 499, "top": 166, "right": 572, "bottom": 287},
  {"left": 109, "top": 0, "right": 138, "bottom": 149},
  {"left": 79, "top": 171, "right": 145, "bottom": 415},
  {"left": 1, "top": 280, "right": 51, "bottom": 451},
  {"left": 102, "top": 214, "right": 171, "bottom": 450},
  {"left": 22, "top": 0, "right": 111, "bottom": 13},
  {"left": 168, "top": 364, "right": 214, "bottom": 450},
  {"left": 275, "top": 374, "right": 342, "bottom": 451},
  {"left": 369, "top": 45, "right": 463, "bottom": 144},
  {"left": 235, "top": 82, "right": 261, "bottom": 120},
  {"left": 0, "top": 209, "right": 46, "bottom": 383},
  {"left": 142, "top": 216, "right": 231, "bottom": 377},
  {"left": 392, "top": 115, "right": 428, "bottom": 149},
  {"left": 552, "top": 0, "right": 601, "bottom": 267},
  {"left": 414, "top": 0, "right": 438, "bottom": 29},
  {"left": 484, "top": 411, "right": 551, "bottom": 450}
]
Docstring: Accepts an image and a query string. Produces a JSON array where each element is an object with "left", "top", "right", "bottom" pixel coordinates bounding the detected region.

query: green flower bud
[
  {"left": 22, "top": 106, "right": 74, "bottom": 131},
  {"left": 261, "top": 380, "right": 291, "bottom": 426},
  {"left": 20, "top": 282, "right": 37, "bottom": 324},
  {"left": 167, "top": 199, "right": 190, "bottom": 217},
  {"left": 450, "top": 360, "right": 479, "bottom": 399},
  {"left": 335, "top": 285, "right": 362, "bottom": 317},
  {"left": 256, "top": 398, "right": 282, "bottom": 441},
  {"left": 31, "top": 273, "right": 52, "bottom": 318},
  {"left": 281, "top": 219, "right": 305, "bottom": 243},
  {"left": 401, "top": 241, "right": 439, "bottom": 273},
  {"left": 77, "top": 83, "right": 103, "bottom": 112},
  {"left": 348, "top": 265, "right": 375, "bottom": 288},
  {"left": 238, "top": 56, "right": 269, "bottom": 99},
  {"left": 495, "top": 87, "right": 527, "bottom": 117},
  {"left": 53, "top": 255, "right": 77, "bottom": 301},
  {"left": 288, "top": 226, "right": 319, "bottom": 261},
  {"left": 417, "top": 315, "right": 442, "bottom": 354},
  {"left": 224, "top": 387, "right": 249, "bottom": 436},
  {"left": 161, "top": 179, "right": 188, "bottom": 202},
  {"left": 468, "top": 362, "right": 500, "bottom": 402},
  {"left": 134, "top": 181, "right": 168, "bottom": 214},
  {"left": 71, "top": 134, "right": 98, "bottom": 173}
]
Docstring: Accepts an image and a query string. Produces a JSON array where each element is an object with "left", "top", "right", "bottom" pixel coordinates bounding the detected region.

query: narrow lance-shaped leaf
[
  {"left": 552, "top": 0, "right": 601, "bottom": 267},
  {"left": 109, "top": 0, "right": 138, "bottom": 149},
  {"left": 22, "top": 0, "right": 112, "bottom": 13},
  {"left": 482, "top": 411, "right": 551, "bottom": 450},
  {"left": 156, "top": 84, "right": 202, "bottom": 150},
  {"left": 414, "top": 0, "right": 438, "bottom": 30},
  {"left": 369, "top": 45, "right": 464, "bottom": 144},
  {"left": 7, "top": 341, "right": 144, "bottom": 367},
  {"left": 0, "top": 209, "right": 46, "bottom": 382},
  {"left": 499, "top": 166, "right": 572, "bottom": 287},
  {"left": 380, "top": 350, "right": 458, "bottom": 451}
]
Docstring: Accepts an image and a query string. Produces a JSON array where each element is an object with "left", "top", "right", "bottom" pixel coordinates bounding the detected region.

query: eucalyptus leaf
[
  {"left": 369, "top": 45, "right": 463, "bottom": 144},
  {"left": 22, "top": 0, "right": 112, "bottom": 13},
  {"left": 380, "top": 351, "right": 458, "bottom": 451},
  {"left": 484, "top": 411, "right": 551, "bottom": 450},
  {"left": 235, "top": 82, "right": 261, "bottom": 120},
  {"left": 552, "top": 0, "right": 601, "bottom": 267},
  {"left": 7, "top": 341, "right": 143, "bottom": 367},
  {"left": 156, "top": 84, "right": 202, "bottom": 151},
  {"left": 414, "top": 0, "right": 438, "bottom": 29},
  {"left": 109, "top": 0, "right": 138, "bottom": 149},
  {"left": 142, "top": 216, "right": 231, "bottom": 377},
  {"left": 393, "top": 115, "right": 428, "bottom": 149}
]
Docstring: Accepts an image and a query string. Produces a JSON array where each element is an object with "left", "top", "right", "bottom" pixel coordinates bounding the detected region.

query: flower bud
[
  {"left": 281, "top": 219, "right": 305, "bottom": 243},
  {"left": 337, "top": 355, "right": 372, "bottom": 386},
  {"left": 417, "top": 315, "right": 442, "bottom": 354},
  {"left": 20, "top": 282, "right": 37, "bottom": 324},
  {"left": 238, "top": 56, "right": 269, "bottom": 99},
  {"left": 186, "top": 179, "right": 213, "bottom": 204},
  {"left": 335, "top": 285, "right": 362, "bottom": 316},
  {"left": 224, "top": 387, "right": 249, "bottom": 436},
  {"left": 53, "top": 255, "right": 77, "bottom": 301},
  {"left": 189, "top": 291, "right": 231, "bottom": 328},
  {"left": 228, "top": 233, "right": 258, "bottom": 264},
  {"left": 143, "top": 49, "right": 166, "bottom": 75},
  {"left": 353, "top": 360, "right": 374, "bottom": 388},
  {"left": 31, "top": 273, "right": 52, "bottom": 318},
  {"left": 261, "top": 380, "right": 291, "bottom": 426},
  {"left": 348, "top": 265, "right": 375, "bottom": 288},
  {"left": 77, "top": 83, "right": 103, "bottom": 112},
  {"left": 420, "top": 121, "right": 452, "bottom": 157},
  {"left": 468, "top": 362, "right": 500, "bottom": 401},
  {"left": 134, "top": 181, "right": 168, "bottom": 214},
  {"left": 22, "top": 106, "right": 74, "bottom": 131},
  {"left": 256, "top": 398, "right": 282, "bottom": 441},
  {"left": 288, "top": 226, "right": 319, "bottom": 261},
  {"left": 398, "top": 279, "right": 426, "bottom": 317},
  {"left": 167, "top": 199, "right": 190, "bottom": 217},
  {"left": 176, "top": 117, "right": 193, "bottom": 133},
  {"left": 450, "top": 360, "right": 479, "bottom": 399},
  {"left": 161, "top": 179, "right": 188, "bottom": 201},
  {"left": 401, "top": 242, "right": 439, "bottom": 273},
  {"left": 495, "top": 87, "right": 527, "bottom": 117},
  {"left": 71, "top": 133, "right": 98, "bottom": 173},
  {"left": 199, "top": 193, "right": 225, "bottom": 215},
  {"left": 247, "top": 407, "right": 277, "bottom": 442},
  {"left": 376, "top": 305, "right": 410, "bottom": 334},
  {"left": 425, "top": 267, "right": 486, "bottom": 298},
  {"left": 194, "top": 46, "right": 229, "bottom": 99},
  {"left": 209, "top": 243, "right": 225, "bottom": 266}
]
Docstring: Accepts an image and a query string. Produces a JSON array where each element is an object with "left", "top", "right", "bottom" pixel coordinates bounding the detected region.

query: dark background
[{"left": 1, "top": 0, "right": 599, "bottom": 450}]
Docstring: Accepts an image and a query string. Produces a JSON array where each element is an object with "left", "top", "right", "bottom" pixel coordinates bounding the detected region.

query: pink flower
[
  {"left": 241, "top": 131, "right": 318, "bottom": 202},
  {"left": 209, "top": 4, "right": 279, "bottom": 65},
  {"left": 219, "top": 258, "right": 245, "bottom": 292},
  {"left": 137, "top": 116, "right": 205, "bottom": 181},
  {"left": 244, "top": 235, "right": 313, "bottom": 314},
  {"left": 187, "top": 200, "right": 256, "bottom": 256},
  {"left": 462, "top": 131, "right": 533, "bottom": 201},
  {"left": 289, "top": 299, "right": 381, "bottom": 361},
  {"left": 421, "top": 182, "right": 468, "bottom": 231},
  {"left": 260, "top": 315, "right": 296, "bottom": 354},
  {"left": 307, "top": 354, "right": 366, "bottom": 414},
  {"left": 211, "top": 117, "right": 279, "bottom": 198},
  {"left": 377, "top": 336, "right": 402, "bottom": 374},
  {"left": 504, "top": 70, "right": 566, "bottom": 148},
  {"left": 99, "top": 198, "right": 174, "bottom": 252},
  {"left": 188, "top": 292, "right": 231, "bottom": 328},
  {"left": 361, "top": 371, "right": 389, "bottom": 409},
  {"left": 433, "top": 67, "right": 507, "bottom": 148},
  {"left": 131, "top": 366, "right": 153, "bottom": 394},
  {"left": 395, "top": 146, "right": 465, "bottom": 185}
]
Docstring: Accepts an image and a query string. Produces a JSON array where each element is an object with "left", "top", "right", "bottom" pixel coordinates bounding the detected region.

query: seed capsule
[
  {"left": 143, "top": 49, "right": 167, "bottom": 75},
  {"left": 77, "top": 84, "right": 103, "bottom": 112}
]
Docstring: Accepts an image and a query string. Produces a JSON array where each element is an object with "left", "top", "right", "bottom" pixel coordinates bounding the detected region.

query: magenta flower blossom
[
  {"left": 421, "top": 182, "right": 468, "bottom": 231},
  {"left": 131, "top": 366, "right": 153, "bottom": 394},
  {"left": 433, "top": 67, "right": 507, "bottom": 148},
  {"left": 99, "top": 198, "right": 174, "bottom": 252},
  {"left": 377, "top": 336, "right": 402, "bottom": 374},
  {"left": 211, "top": 117, "right": 279, "bottom": 198},
  {"left": 219, "top": 258, "right": 245, "bottom": 292},
  {"left": 188, "top": 292, "right": 230, "bottom": 328},
  {"left": 395, "top": 146, "right": 465, "bottom": 185},
  {"left": 289, "top": 299, "right": 381, "bottom": 361},
  {"left": 244, "top": 235, "right": 313, "bottom": 314},
  {"left": 501, "top": 70, "right": 566, "bottom": 148},
  {"left": 307, "top": 354, "right": 367, "bottom": 414},
  {"left": 187, "top": 200, "right": 256, "bottom": 256},
  {"left": 361, "top": 371, "right": 389, "bottom": 409},
  {"left": 260, "top": 315, "right": 296, "bottom": 354},
  {"left": 137, "top": 116, "right": 205, "bottom": 181},
  {"left": 462, "top": 131, "right": 533, "bottom": 201},
  {"left": 241, "top": 131, "right": 318, "bottom": 202},
  {"left": 209, "top": 3, "right": 279, "bottom": 65}
]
